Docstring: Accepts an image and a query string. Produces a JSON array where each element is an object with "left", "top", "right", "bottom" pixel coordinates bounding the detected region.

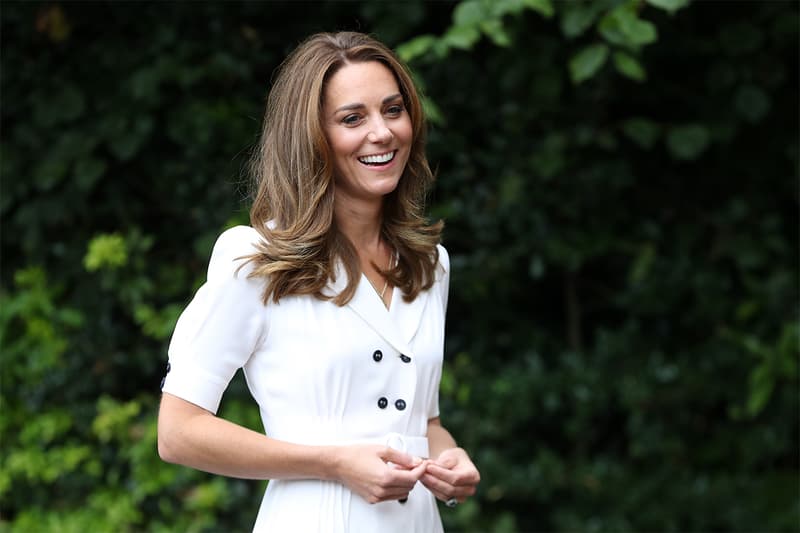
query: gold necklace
[{"left": 368, "top": 248, "right": 394, "bottom": 301}]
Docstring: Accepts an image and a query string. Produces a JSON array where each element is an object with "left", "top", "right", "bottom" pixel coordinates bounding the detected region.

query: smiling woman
[
  {"left": 324, "top": 61, "right": 413, "bottom": 247},
  {"left": 156, "top": 31, "right": 480, "bottom": 533}
]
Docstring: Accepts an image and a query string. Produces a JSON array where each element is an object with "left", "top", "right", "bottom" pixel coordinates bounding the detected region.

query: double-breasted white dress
[{"left": 162, "top": 225, "right": 448, "bottom": 532}]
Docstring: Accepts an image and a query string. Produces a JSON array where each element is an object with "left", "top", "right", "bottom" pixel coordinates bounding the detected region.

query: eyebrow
[{"left": 333, "top": 93, "right": 403, "bottom": 114}]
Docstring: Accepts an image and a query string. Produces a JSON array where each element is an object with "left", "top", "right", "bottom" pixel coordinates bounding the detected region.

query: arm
[
  {"left": 422, "top": 417, "right": 480, "bottom": 503},
  {"left": 158, "top": 392, "right": 427, "bottom": 503}
]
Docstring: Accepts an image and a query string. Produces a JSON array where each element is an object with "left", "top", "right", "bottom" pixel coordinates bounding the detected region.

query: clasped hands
[{"left": 337, "top": 445, "right": 480, "bottom": 505}]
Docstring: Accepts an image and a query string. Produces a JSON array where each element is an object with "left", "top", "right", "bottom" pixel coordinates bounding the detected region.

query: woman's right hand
[{"left": 330, "top": 445, "right": 428, "bottom": 504}]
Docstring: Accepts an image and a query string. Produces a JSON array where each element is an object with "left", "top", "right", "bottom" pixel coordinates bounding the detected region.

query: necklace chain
[{"left": 368, "top": 247, "right": 395, "bottom": 302}]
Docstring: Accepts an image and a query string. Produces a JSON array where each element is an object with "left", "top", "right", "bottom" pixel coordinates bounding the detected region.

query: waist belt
[{"left": 344, "top": 432, "right": 430, "bottom": 459}]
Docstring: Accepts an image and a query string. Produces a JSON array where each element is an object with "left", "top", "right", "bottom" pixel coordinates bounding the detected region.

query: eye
[
  {"left": 386, "top": 104, "right": 404, "bottom": 116},
  {"left": 342, "top": 114, "right": 362, "bottom": 126}
]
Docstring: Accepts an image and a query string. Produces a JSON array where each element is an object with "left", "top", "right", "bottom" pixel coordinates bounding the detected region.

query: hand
[
  {"left": 332, "top": 445, "right": 427, "bottom": 504},
  {"left": 420, "top": 447, "right": 480, "bottom": 505}
]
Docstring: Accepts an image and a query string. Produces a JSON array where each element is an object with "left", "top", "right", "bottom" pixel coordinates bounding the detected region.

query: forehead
[{"left": 324, "top": 61, "right": 400, "bottom": 109}]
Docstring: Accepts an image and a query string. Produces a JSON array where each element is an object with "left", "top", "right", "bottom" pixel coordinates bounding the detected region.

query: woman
[{"left": 157, "top": 31, "right": 480, "bottom": 532}]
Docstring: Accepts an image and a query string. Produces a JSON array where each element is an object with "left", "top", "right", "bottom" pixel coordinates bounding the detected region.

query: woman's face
[{"left": 322, "top": 61, "right": 412, "bottom": 207}]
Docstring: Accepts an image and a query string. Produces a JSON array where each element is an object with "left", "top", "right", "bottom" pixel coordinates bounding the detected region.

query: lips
[{"left": 357, "top": 150, "right": 396, "bottom": 166}]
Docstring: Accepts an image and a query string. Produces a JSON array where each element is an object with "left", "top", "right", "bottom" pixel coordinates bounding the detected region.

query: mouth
[{"left": 357, "top": 150, "right": 396, "bottom": 166}]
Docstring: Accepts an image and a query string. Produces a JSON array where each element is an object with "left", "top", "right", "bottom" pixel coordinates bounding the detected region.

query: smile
[{"left": 357, "top": 150, "right": 396, "bottom": 165}]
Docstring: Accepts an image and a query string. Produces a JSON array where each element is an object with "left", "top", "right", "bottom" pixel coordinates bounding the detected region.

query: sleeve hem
[{"left": 161, "top": 363, "right": 228, "bottom": 414}]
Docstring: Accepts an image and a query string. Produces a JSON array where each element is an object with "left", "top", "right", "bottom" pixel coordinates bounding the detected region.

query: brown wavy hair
[{"left": 245, "top": 31, "right": 443, "bottom": 306}]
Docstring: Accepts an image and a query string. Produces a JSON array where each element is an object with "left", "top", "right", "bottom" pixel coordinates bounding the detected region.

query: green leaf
[
  {"left": 443, "top": 24, "right": 482, "bottom": 50},
  {"left": 396, "top": 34, "right": 437, "bottom": 63},
  {"left": 33, "top": 158, "right": 69, "bottom": 191},
  {"left": 560, "top": 4, "right": 600, "bottom": 38},
  {"left": 734, "top": 85, "right": 771, "bottom": 124},
  {"left": 613, "top": 51, "right": 647, "bottom": 81},
  {"left": 645, "top": 0, "right": 691, "bottom": 14},
  {"left": 746, "top": 364, "right": 774, "bottom": 417},
  {"left": 34, "top": 85, "right": 86, "bottom": 127},
  {"left": 422, "top": 96, "right": 445, "bottom": 126},
  {"left": 84, "top": 233, "right": 128, "bottom": 271},
  {"left": 569, "top": 43, "right": 609, "bottom": 84},
  {"left": 522, "top": 0, "right": 554, "bottom": 18},
  {"left": 73, "top": 157, "right": 106, "bottom": 191},
  {"left": 480, "top": 19, "right": 512, "bottom": 47},
  {"left": 452, "top": 0, "right": 486, "bottom": 26},
  {"left": 622, "top": 117, "right": 661, "bottom": 149},
  {"left": 629, "top": 243, "right": 656, "bottom": 284},
  {"left": 599, "top": 6, "right": 658, "bottom": 48},
  {"left": 666, "top": 124, "right": 710, "bottom": 160},
  {"left": 107, "top": 116, "right": 153, "bottom": 161},
  {"left": 528, "top": 256, "right": 546, "bottom": 279},
  {"left": 133, "top": 303, "right": 183, "bottom": 340},
  {"left": 489, "top": 0, "right": 528, "bottom": 17},
  {"left": 92, "top": 396, "right": 142, "bottom": 443}
]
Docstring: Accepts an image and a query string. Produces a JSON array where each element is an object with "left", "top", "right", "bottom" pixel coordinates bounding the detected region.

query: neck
[{"left": 333, "top": 196, "right": 384, "bottom": 252}]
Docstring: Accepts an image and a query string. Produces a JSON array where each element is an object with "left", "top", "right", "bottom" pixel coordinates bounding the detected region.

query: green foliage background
[{"left": 1, "top": 1, "right": 797, "bottom": 531}]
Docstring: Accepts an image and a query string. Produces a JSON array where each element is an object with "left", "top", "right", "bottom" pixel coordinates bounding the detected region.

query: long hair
[{"left": 245, "top": 31, "right": 442, "bottom": 306}]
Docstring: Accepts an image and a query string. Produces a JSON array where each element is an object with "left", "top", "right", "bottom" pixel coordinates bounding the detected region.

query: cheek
[
  {"left": 399, "top": 118, "right": 413, "bottom": 145},
  {"left": 331, "top": 131, "right": 361, "bottom": 158}
]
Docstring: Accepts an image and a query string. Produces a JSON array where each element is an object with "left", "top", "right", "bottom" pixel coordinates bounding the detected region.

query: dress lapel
[
  {"left": 346, "top": 276, "right": 416, "bottom": 357},
  {"left": 390, "top": 284, "right": 429, "bottom": 348},
  {"left": 323, "top": 260, "right": 427, "bottom": 357}
]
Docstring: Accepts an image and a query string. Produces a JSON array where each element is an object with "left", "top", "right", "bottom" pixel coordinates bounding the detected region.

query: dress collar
[{"left": 323, "top": 260, "right": 430, "bottom": 357}]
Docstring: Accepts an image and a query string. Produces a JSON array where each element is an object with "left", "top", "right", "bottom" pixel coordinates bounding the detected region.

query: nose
[{"left": 368, "top": 119, "right": 393, "bottom": 144}]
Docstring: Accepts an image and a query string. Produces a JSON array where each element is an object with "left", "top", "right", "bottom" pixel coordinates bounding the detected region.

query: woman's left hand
[{"left": 420, "top": 447, "right": 480, "bottom": 505}]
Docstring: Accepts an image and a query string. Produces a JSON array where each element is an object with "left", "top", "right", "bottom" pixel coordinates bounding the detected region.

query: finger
[
  {"left": 420, "top": 472, "right": 454, "bottom": 497},
  {"left": 433, "top": 453, "right": 458, "bottom": 469},
  {"left": 382, "top": 447, "right": 422, "bottom": 469},
  {"left": 420, "top": 473, "right": 449, "bottom": 501},
  {"left": 421, "top": 472, "right": 476, "bottom": 500},
  {"left": 381, "top": 488, "right": 412, "bottom": 502},
  {"left": 425, "top": 463, "right": 479, "bottom": 486},
  {"left": 383, "top": 460, "right": 427, "bottom": 490},
  {"left": 367, "top": 486, "right": 412, "bottom": 504},
  {"left": 408, "top": 457, "right": 428, "bottom": 478}
]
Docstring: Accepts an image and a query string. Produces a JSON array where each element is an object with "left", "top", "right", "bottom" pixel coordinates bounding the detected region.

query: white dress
[{"left": 162, "top": 225, "right": 448, "bottom": 532}]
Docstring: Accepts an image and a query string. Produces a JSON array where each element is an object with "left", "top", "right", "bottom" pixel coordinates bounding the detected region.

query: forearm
[
  {"left": 426, "top": 417, "right": 458, "bottom": 460},
  {"left": 158, "top": 393, "right": 336, "bottom": 481}
]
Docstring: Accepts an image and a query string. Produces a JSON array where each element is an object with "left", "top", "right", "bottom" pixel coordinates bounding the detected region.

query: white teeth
[{"left": 358, "top": 151, "right": 395, "bottom": 164}]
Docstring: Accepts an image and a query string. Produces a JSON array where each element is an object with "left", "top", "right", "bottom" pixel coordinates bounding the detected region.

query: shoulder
[
  {"left": 436, "top": 243, "right": 450, "bottom": 275},
  {"left": 207, "top": 225, "right": 264, "bottom": 279},
  {"left": 434, "top": 244, "right": 450, "bottom": 289},
  {"left": 212, "top": 225, "right": 262, "bottom": 253}
]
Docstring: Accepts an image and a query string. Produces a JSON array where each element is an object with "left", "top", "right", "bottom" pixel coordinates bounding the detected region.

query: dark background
[{"left": 1, "top": 1, "right": 798, "bottom": 531}]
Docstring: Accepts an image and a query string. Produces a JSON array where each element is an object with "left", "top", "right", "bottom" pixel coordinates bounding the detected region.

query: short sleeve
[
  {"left": 437, "top": 244, "right": 450, "bottom": 314},
  {"left": 428, "top": 244, "right": 450, "bottom": 420},
  {"left": 161, "top": 225, "right": 267, "bottom": 414}
]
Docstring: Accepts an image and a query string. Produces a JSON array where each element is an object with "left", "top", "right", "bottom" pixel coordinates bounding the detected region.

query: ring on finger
[{"left": 445, "top": 497, "right": 458, "bottom": 508}]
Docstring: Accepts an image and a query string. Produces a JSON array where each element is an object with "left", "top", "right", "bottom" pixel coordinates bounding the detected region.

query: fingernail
[{"left": 412, "top": 456, "right": 422, "bottom": 465}]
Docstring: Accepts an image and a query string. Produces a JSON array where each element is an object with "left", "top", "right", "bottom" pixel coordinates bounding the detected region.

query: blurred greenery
[{"left": 1, "top": 1, "right": 797, "bottom": 532}]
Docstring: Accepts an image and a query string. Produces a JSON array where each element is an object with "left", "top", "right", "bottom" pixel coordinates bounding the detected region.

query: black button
[
  {"left": 373, "top": 350, "right": 383, "bottom": 362},
  {"left": 399, "top": 497, "right": 408, "bottom": 504},
  {"left": 378, "top": 397, "right": 388, "bottom": 409},
  {"left": 395, "top": 399, "right": 406, "bottom": 411},
  {"left": 400, "top": 354, "right": 411, "bottom": 363},
  {"left": 166, "top": 362, "right": 171, "bottom": 373}
]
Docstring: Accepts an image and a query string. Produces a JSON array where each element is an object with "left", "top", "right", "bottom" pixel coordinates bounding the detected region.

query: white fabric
[{"left": 162, "top": 225, "right": 449, "bottom": 532}]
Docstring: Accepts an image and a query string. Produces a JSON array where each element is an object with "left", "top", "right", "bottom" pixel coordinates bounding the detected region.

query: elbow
[
  {"left": 157, "top": 408, "right": 191, "bottom": 465},
  {"left": 157, "top": 434, "right": 174, "bottom": 464},
  {"left": 157, "top": 393, "right": 207, "bottom": 466},
  {"left": 157, "top": 427, "right": 181, "bottom": 464}
]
